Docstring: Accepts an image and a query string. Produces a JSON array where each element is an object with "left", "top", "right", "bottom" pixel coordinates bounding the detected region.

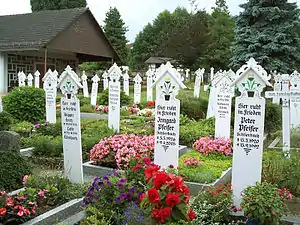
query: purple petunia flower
[
  {"left": 103, "top": 176, "right": 109, "bottom": 180},
  {"left": 34, "top": 124, "right": 40, "bottom": 129},
  {"left": 128, "top": 188, "right": 135, "bottom": 195},
  {"left": 116, "top": 197, "right": 121, "bottom": 203},
  {"left": 120, "top": 193, "right": 127, "bottom": 199},
  {"left": 43, "top": 121, "right": 49, "bottom": 126},
  {"left": 116, "top": 183, "right": 123, "bottom": 189},
  {"left": 106, "top": 180, "right": 111, "bottom": 186},
  {"left": 98, "top": 181, "right": 104, "bottom": 187},
  {"left": 120, "top": 178, "right": 126, "bottom": 183}
]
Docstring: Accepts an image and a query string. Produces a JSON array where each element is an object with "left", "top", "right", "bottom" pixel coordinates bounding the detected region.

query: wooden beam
[{"left": 44, "top": 48, "right": 48, "bottom": 74}]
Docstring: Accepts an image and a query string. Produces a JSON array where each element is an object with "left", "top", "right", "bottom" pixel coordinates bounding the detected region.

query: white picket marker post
[
  {"left": 231, "top": 58, "right": 272, "bottom": 213},
  {"left": 214, "top": 71, "right": 235, "bottom": 139},
  {"left": 194, "top": 68, "right": 205, "bottom": 98},
  {"left": 123, "top": 68, "right": 130, "bottom": 96},
  {"left": 58, "top": 65, "right": 83, "bottom": 184},
  {"left": 272, "top": 71, "right": 281, "bottom": 104},
  {"left": 290, "top": 71, "right": 300, "bottom": 128},
  {"left": 27, "top": 73, "right": 33, "bottom": 87},
  {"left": 90, "top": 74, "right": 100, "bottom": 106},
  {"left": 210, "top": 67, "right": 214, "bottom": 82},
  {"left": 134, "top": 73, "right": 142, "bottom": 104},
  {"left": 34, "top": 70, "right": 40, "bottom": 88},
  {"left": 82, "top": 71, "right": 89, "bottom": 98},
  {"left": 43, "top": 69, "right": 57, "bottom": 124},
  {"left": 265, "top": 74, "right": 293, "bottom": 156},
  {"left": 152, "top": 62, "right": 186, "bottom": 169},
  {"left": 147, "top": 69, "right": 154, "bottom": 101},
  {"left": 102, "top": 71, "right": 109, "bottom": 90},
  {"left": 108, "top": 63, "right": 122, "bottom": 133},
  {"left": 185, "top": 69, "right": 190, "bottom": 80},
  {"left": 18, "top": 71, "right": 26, "bottom": 87}
]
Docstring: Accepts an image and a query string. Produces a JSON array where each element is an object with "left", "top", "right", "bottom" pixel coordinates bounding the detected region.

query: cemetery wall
[{"left": 7, "top": 54, "right": 77, "bottom": 89}]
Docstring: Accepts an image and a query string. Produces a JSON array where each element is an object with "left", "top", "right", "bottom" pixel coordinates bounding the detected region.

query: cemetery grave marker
[
  {"left": 27, "top": 73, "right": 33, "bottom": 87},
  {"left": 214, "top": 70, "right": 235, "bottom": 139},
  {"left": 272, "top": 71, "right": 281, "bottom": 104},
  {"left": 18, "top": 71, "right": 26, "bottom": 87},
  {"left": 194, "top": 68, "right": 205, "bottom": 98},
  {"left": 0, "top": 131, "right": 20, "bottom": 152},
  {"left": 58, "top": 66, "right": 83, "bottom": 184},
  {"left": 152, "top": 62, "right": 186, "bottom": 169},
  {"left": 108, "top": 63, "right": 122, "bottom": 133},
  {"left": 90, "top": 74, "right": 100, "bottom": 106},
  {"left": 231, "top": 58, "right": 271, "bottom": 213},
  {"left": 0, "top": 96, "right": 2, "bottom": 113},
  {"left": 34, "top": 70, "right": 40, "bottom": 88},
  {"left": 134, "top": 73, "right": 142, "bottom": 104},
  {"left": 290, "top": 71, "right": 300, "bottom": 128},
  {"left": 123, "top": 67, "right": 130, "bottom": 96},
  {"left": 147, "top": 69, "right": 154, "bottom": 101},
  {"left": 185, "top": 68, "right": 190, "bottom": 81},
  {"left": 81, "top": 71, "right": 89, "bottom": 97},
  {"left": 43, "top": 69, "right": 57, "bottom": 124},
  {"left": 102, "top": 71, "right": 109, "bottom": 90},
  {"left": 265, "top": 74, "right": 300, "bottom": 155}
]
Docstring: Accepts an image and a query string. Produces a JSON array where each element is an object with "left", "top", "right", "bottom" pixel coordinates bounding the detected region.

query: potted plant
[
  {"left": 241, "top": 182, "right": 292, "bottom": 225},
  {"left": 10, "top": 121, "right": 33, "bottom": 138},
  {"left": 161, "top": 78, "right": 175, "bottom": 101}
]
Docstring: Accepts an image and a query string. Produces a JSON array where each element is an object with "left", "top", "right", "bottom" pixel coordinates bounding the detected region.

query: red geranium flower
[
  {"left": 188, "top": 208, "right": 196, "bottom": 221},
  {"left": 165, "top": 193, "right": 181, "bottom": 207},
  {"left": 0, "top": 208, "right": 6, "bottom": 216},
  {"left": 140, "top": 193, "right": 146, "bottom": 202},
  {"left": 145, "top": 165, "right": 160, "bottom": 182},
  {"left": 132, "top": 164, "right": 142, "bottom": 172},
  {"left": 152, "top": 207, "right": 171, "bottom": 223},
  {"left": 142, "top": 157, "right": 151, "bottom": 165},
  {"left": 148, "top": 188, "right": 161, "bottom": 205},
  {"left": 153, "top": 172, "right": 169, "bottom": 189}
]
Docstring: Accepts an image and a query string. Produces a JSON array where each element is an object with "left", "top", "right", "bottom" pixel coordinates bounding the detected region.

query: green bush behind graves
[
  {"left": 2, "top": 87, "right": 46, "bottom": 123},
  {"left": 31, "top": 135, "right": 63, "bottom": 158},
  {"left": 0, "top": 111, "right": 13, "bottom": 131},
  {"left": 180, "top": 118, "right": 215, "bottom": 147},
  {"left": 97, "top": 89, "right": 131, "bottom": 106},
  {"left": 0, "top": 151, "right": 31, "bottom": 191},
  {"left": 265, "top": 100, "right": 282, "bottom": 133},
  {"left": 177, "top": 90, "right": 208, "bottom": 120}
]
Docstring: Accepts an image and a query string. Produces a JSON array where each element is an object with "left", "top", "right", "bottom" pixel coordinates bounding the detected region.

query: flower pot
[
  {"left": 67, "top": 93, "right": 72, "bottom": 99},
  {"left": 247, "top": 91, "right": 255, "bottom": 97},
  {"left": 164, "top": 95, "right": 170, "bottom": 101}
]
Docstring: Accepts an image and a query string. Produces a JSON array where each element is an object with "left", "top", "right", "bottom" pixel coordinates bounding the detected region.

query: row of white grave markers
[
  {"left": 231, "top": 58, "right": 271, "bottom": 213},
  {"left": 90, "top": 74, "right": 100, "bottom": 106},
  {"left": 18, "top": 71, "right": 41, "bottom": 88},
  {"left": 153, "top": 62, "right": 186, "bottom": 169},
  {"left": 58, "top": 66, "right": 83, "bottom": 184},
  {"left": 134, "top": 74, "right": 142, "bottom": 104}
]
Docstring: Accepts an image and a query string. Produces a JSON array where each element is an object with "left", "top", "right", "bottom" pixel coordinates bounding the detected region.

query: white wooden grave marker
[
  {"left": 34, "top": 70, "right": 40, "bottom": 88},
  {"left": 43, "top": 69, "right": 57, "bottom": 124},
  {"left": 134, "top": 73, "right": 142, "bottom": 104},
  {"left": 123, "top": 68, "right": 130, "bottom": 96},
  {"left": 58, "top": 66, "right": 83, "bottom": 184},
  {"left": 102, "top": 71, "right": 109, "bottom": 90},
  {"left": 194, "top": 68, "right": 205, "bottom": 98},
  {"left": 152, "top": 62, "right": 186, "bottom": 169},
  {"left": 81, "top": 71, "right": 89, "bottom": 98},
  {"left": 90, "top": 74, "right": 100, "bottom": 106},
  {"left": 108, "top": 63, "right": 122, "bottom": 133},
  {"left": 27, "top": 73, "right": 33, "bottom": 87},
  {"left": 147, "top": 69, "right": 154, "bottom": 101},
  {"left": 18, "top": 71, "right": 26, "bottom": 87},
  {"left": 290, "top": 71, "right": 300, "bottom": 128},
  {"left": 210, "top": 67, "right": 214, "bottom": 82},
  {"left": 0, "top": 97, "right": 2, "bottom": 113},
  {"left": 272, "top": 71, "right": 281, "bottom": 104},
  {"left": 185, "top": 69, "right": 190, "bottom": 80},
  {"left": 214, "top": 70, "right": 235, "bottom": 139},
  {"left": 231, "top": 58, "right": 271, "bottom": 213}
]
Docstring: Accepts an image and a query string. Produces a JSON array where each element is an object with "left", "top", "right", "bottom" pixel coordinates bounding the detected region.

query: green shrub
[
  {"left": 0, "top": 111, "right": 13, "bottom": 131},
  {"left": 80, "top": 207, "right": 112, "bottom": 225},
  {"left": 10, "top": 121, "right": 32, "bottom": 134},
  {"left": 177, "top": 89, "right": 208, "bottom": 120},
  {"left": 0, "top": 151, "right": 31, "bottom": 191},
  {"left": 35, "top": 121, "right": 62, "bottom": 137},
  {"left": 265, "top": 100, "right": 282, "bottom": 133},
  {"left": 262, "top": 150, "right": 300, "bottom": 197},
  {"left": 2, "top": 87, "right": 45, "bottom": 123},
  {"left": 78, "top": 95, "right": 92, "bottom": 106},
  {"left": 180, "top": 118, "right": 215, "bottom": 147},
  {"left": 31, "top": 135, "right": 63, "bottom": 158},
  {"left": 81, "top": 104, "right": 95, "bottom": 113},
  {"left": 290, "top": 128, "right": 300, "bottom": 148},
  {"left": 97, "top": 89, "right": 131, "bottom": 106}
]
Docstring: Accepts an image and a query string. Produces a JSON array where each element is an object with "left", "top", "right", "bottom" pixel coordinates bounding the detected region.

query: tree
[
  {"left": 31, "top": 0, "right": 86, "bottom": 11},
  {"left": 203, "top": 0, "right": 235, "bottom": 70},
  {"left": 231, "top": 0, "right": 300, "bottom": 73},
  {"left": 103, "top": 7, "right": 128, "bottom": 64}
]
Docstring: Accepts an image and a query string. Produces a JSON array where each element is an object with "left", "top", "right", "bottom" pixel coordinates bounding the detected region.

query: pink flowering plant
[
  {"left": 94, "top": 105, "right": 109, "bottom": 113},
  {"left": 193, "top": 136, "right": 232, "bottom": 156},
  {"left": 183, "top": 158, "right": 201, "bottom": 168},
  {"left": 128, "top": 105, "right": 140, "bottom": 114},
  {"left": 0, "top": 175, "right": 59, "bottom": 224},
  {"left": 90, "top": 134, "right": 155, "bottom": 169}
]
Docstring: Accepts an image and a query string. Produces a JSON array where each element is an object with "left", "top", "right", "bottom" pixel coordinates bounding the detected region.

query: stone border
[
  {"left": 267, "top": 136, "right": 300, "bottom": 151},
  {"left": 20, "top": 147, "right": 33, "bottom": 157},
  {"left": 22, "top": 198, "right": 83, "bottom": 225}
]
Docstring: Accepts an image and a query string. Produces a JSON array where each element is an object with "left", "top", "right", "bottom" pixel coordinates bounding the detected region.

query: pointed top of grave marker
[
  {"left": 134, "top": 73, "right": 142, "bottom": 83},
  {"left": 27, "top": 73, "right": 33, "bottom": 80},
  {"left": 92, "top": 74, "right": 100, "bottom": 83},
  {"left": 57, "top": 66, "right": 83, "bottom": 90},
  {"left": 34, "top": 70, "right": 40, "bottom": 77},
  {"left": 108, "top": 63, "right": 122, "bottom": 81},
  {"left": 102, "top": 71, "right": 108, "bottom": 79},
  {"left": 18, "top": 71, "right": 26, "bottom": 79},
  {"left": 151, "top": 62, "right": 186, "bottom": 89},
  {"left": 81, "top": 71, "right": 87, "bottom": 80},
  {"left": 42, "top": 69, "right": 54, "bottom": 81}
]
